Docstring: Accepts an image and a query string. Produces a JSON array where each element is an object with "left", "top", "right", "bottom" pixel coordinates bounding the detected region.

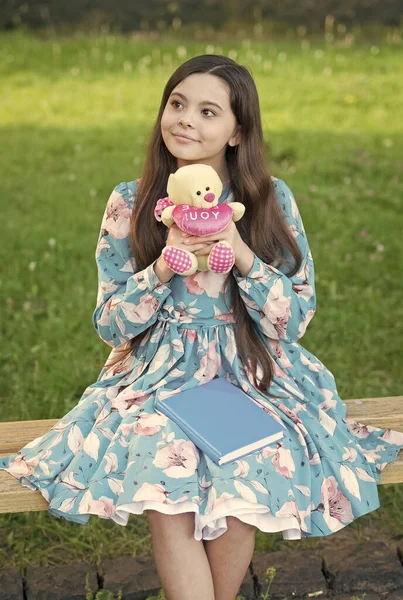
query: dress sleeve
[
  {"left": 92, "top": 181, "right": 173, "bottom": 348},
  {"left": 232, "top": 177, "right": 316, "bottom": 344}
]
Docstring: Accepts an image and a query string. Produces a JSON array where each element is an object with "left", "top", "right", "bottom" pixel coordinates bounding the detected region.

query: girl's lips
[{"left": 173, "top": 134, "right": 198, "bottom": 143}]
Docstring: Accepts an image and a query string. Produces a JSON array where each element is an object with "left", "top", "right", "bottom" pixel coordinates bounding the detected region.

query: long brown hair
[{"left": 100, "top": 54, "right": 303, "bottom": 400}]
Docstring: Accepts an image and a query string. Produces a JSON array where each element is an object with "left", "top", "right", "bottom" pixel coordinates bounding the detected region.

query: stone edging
[{"left": 1, "top": 541, "right": 403, "bottom": 599}]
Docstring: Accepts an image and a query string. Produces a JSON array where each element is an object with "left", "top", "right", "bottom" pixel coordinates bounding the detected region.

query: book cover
[{"left": 154, "top": 377, "right": 286, "bottom": 466}]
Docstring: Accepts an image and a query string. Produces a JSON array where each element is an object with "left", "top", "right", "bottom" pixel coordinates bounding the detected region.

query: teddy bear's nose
[{"left": 204, "top": 192, "right": 215, "bottom": 203}]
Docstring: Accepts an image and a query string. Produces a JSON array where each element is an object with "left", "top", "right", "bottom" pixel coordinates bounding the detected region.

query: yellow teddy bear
[{"left": 154, "top": 164, "right": 245, "bottom": 276}]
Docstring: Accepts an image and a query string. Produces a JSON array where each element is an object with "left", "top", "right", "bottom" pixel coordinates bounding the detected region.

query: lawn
[{"left": 0, "top": 26, "right": 402, "bottom": 573}]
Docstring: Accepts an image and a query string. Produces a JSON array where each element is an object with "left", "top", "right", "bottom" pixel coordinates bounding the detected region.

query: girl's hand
[
  {"left": 192, "top": 241, "right": 219, "bottom": 256},
  {"left": 165, "top": 224, "right": 213, "bottom": 254},
  {"left": 182, "top": 220, "right": 243, "bottom": 257}
]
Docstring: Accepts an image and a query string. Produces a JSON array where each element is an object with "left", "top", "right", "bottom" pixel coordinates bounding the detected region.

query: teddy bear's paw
[
  {"left": 161, "top": 246, "right": 198, "bottom": 276},
  {"left": 208, "top": 241, "right": 235, "bottom": 274}
]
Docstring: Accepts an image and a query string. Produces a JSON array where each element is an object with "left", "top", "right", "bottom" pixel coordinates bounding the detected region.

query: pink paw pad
[
  {"left": 208, "top": 242, "right": 235, "bottom": 273},
  {"left": 162, "top": 246, "right": 192, "bottom": 274}
]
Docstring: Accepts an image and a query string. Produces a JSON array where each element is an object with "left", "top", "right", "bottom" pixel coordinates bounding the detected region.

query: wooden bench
[{"left": 0, "top": 395, "right": 402, "bottom": 514}]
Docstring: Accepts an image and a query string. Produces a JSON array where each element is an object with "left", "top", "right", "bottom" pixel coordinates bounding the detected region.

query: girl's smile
[{"left": 173, "top": 134, "right": 198, "bottom": 144}]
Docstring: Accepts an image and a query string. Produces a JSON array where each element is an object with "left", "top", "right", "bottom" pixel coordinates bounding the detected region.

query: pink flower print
[
  {"left": 119, "top": 294, "right": 161, "bottom": 327},
  {"left": 267, "top": 338, "right": 285, "bottom": 359},
  {"left": 153, "top": 439, "right": 200, "bottom": 478},
  {"left": 380, "top": 429, "right": 403, "bottom": 445},
  {"left": 175, "top": 305, "right": 188, "bottom": 319},
  {"left": 270, "top": 361, "right": 292, "bottom": 381},
  {"left": 297, "top": 501, "right": 316, "bottom": 533},
  {"left": 298, "top": 309, "right": 316, "bottom": 337},
  {"left": 299, "top": 352, "right": 325, "bottom": 372},
  {"left": 110, "top": 387, "right": 152, "bottom": 416},
  {"left": 343, "top": 418, "right": 370, "bottom": 438},
  {"left": 215, "top": 311, "right": 236, "bottom": 323},
  {"left": 103, "top": 452, "right": 119, "bottom": 474},
  {"left": 292, "top": 259, "right": 312, "bottom": 294},
  {"left": 95, "top": 235, "right": 110, "bottom": 259},
  {"left": 320, "top": 475, "right": 354, "bottom": 531},
  {"left": 194, "top": 341, "right": 222, "bottom": 382},
  {"left": 132, "top": 482, "right": 190, "bottom": 505},
  {"left": 276, "top": 498, "right": 315, "bottom": 533},
  {"left": 133, "top": 482, "right": 170, "bottom": 503},
  {"left": 97, "top": 280, "right": 119, "bottom": 310},
  {"left": 102, "top": 190, "right": 132, "bottom": 239},
  {"left": 133, "top": 482, "right": 169, "bottom": 503},
  {"left": 261, "top": 442, "right": 296, "bottom": 478},
  {"left": 277, "top": 402, "right": 303, "bottom": 426},
  {"left": 318, "top": 390, "right": 338, "bottom": 412},
  {"left": 273, "top": 342, "right": 294, "bottom": 367},
  {"left": 184, "top": 275, "right": 205, "bottom": 296},
  {"left": 185, "top": 270, "right": 227, "bottom": 298},
  {"left": 184, "top": 329, "right": 198, "bottom": 344},
  {"left": 120, "top": 422, "right": 134, "bottom": 438},
  {"left": 271, "top": 444, "right": 296, "bottom": 479},
  {"left": 206, "top": 486, "right": 235, "bottom": 514},
  {"left": 103, "top": 348, "right": 134, "bottom": 378},
  {"left": 7, "top": 454, "right": 38, "bottom": 477},
  {"left": 134, "top": 413, "right": 167, "bottom": 436},
  {"left": 275, "top": 499, "right": 298, "bottom": 519},
  {"left": 357, "top": 445, "right": 382, "bottom": 463},
  {"left": 257, "top": 279, "right": 291, "bottom": 339},
  {"left": 78, "top": 490, "right": 117, "bottom": 518}
]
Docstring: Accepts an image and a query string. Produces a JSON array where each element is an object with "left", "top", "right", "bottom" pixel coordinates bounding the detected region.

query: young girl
[{"left": 1, "top": 54, "right": 403, "bottom": 600}]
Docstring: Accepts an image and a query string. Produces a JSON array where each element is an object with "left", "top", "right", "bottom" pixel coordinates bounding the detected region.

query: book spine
[{"left": 155, "top": 402, "right": 221, "bottom": 462}]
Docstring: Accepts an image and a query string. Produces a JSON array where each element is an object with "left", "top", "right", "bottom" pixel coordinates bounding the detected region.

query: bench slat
[
  {"left": 0, "top": 396, "right": 402, "bottom": 514},
  {"left": 1, "top": 396, "right": 402, "bottom": 455}
]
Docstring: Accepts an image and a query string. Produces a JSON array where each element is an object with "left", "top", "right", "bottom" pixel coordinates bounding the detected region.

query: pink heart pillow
[{"left": 172, "top": 204, "right": 233, "bottom": 236}]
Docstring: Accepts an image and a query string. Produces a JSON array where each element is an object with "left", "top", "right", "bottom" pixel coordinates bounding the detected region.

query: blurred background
[{"left": 0, "top": 0, "right": 402, "bottom": 594}]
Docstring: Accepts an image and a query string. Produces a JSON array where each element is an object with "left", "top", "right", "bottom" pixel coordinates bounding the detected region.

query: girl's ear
[{"left": 230, "top": 126, "right": 241, "bottom": 147}]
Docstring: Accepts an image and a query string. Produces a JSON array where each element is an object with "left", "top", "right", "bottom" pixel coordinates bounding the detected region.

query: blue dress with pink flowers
[{"left": 1, "top": 177, "right": 402, "bottom": 541}]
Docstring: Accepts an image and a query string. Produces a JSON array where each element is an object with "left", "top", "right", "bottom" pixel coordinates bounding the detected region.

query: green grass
[{"left": 0, "top": 26, "right": 402, "bottom": 577}]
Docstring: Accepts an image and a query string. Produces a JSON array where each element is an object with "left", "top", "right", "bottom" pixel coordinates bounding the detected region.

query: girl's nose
[{"left": 204, "top": 192, "right": 215, "bottom": 203}]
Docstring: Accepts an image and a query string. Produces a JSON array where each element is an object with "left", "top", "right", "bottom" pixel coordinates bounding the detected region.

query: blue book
[{"left": 154, "top": 377, "right": 286, "bottom": 466}]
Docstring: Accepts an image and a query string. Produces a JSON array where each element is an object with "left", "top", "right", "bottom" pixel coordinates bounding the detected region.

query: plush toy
[{"left": 154, "top": 164, "right": 245, "bottom": 276}]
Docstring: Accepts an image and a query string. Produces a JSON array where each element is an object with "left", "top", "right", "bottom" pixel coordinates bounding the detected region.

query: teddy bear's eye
[
  {"left": 196, "top": 191, "right": 201, "bottom": 195},
  {"left": 206, "top": 187, "right": 210, "bottom": 191}
]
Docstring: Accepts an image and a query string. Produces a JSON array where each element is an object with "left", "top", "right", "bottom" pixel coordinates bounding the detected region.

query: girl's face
[{"left": 161, "top": 73, "right": 240, "bottom": 179}]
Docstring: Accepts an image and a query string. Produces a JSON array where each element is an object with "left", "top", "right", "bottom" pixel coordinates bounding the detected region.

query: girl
[{"left": 1, "top": 54, "right": 403, "bottom": 600}]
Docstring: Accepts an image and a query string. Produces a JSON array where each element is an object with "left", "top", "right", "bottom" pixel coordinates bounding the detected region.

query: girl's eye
[{"left": 170, "top": 101, "right": 215, "bottom": 117}]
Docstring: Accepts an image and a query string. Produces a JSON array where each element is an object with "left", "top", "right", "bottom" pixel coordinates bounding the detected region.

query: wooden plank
[
  {"left": 0, "top": 396, "right": 402, "bottom": 514},
  {"left": 0, "top": 477, "right": 49, "bottom": 513},
  {"left": 0, "top": 418, "right": 58, "bottom": 455},
  {"left": 1, "top": 396, "right": 402, "bottom": 455},
  {"left": 342, "top": 396, "right": 403, "bottom": 430}
]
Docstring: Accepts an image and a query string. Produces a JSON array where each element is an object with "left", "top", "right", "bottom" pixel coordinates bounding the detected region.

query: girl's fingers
[
  {"left": 189, "top": 241, "right": 210, "bottom": 249},
  {"left": 195, "top": 243, "right": 216, "bottom": 255}
]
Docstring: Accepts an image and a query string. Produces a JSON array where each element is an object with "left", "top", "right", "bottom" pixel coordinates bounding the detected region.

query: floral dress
[{"left": 1, "top": 177, "right": 403, "bottom": 541}]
